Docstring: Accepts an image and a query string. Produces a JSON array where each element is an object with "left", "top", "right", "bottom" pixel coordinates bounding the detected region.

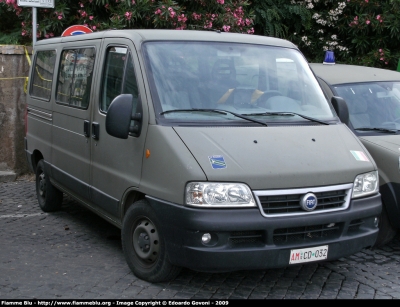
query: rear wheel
[
  {"left": 35, "top": 159, "right": 63, "bottom": 212},
  {"left": 374, "top": 205, "right": 397, "bottom": 247},
  {"left": 121, "top": 200, "right": 181, "bottom": 282}
]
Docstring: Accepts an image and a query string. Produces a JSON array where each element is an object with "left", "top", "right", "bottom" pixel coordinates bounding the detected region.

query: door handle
[
  {"left": 84, "top": 120, "right": 90, "bottom": 137},
  {"left": 92, "top": 122, "right": 100, "bottom": 140}
]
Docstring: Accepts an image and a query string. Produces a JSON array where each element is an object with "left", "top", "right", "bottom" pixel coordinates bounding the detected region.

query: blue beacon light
[{"left": 323, "top": 50, "right": 335, "bottom": 65}]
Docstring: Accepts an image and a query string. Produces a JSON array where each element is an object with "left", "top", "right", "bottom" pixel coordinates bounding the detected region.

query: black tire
[
  {"left": 121, "top": 199, "right": 181, "bottom": 282},
  {"left": 35, "top": 159, "right": 63, "bottom": 212},
  {"left": 374, "top": 205, "right": 397, "bottom": 248}
]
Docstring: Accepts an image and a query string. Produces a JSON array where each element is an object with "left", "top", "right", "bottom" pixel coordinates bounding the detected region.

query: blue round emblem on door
[{"left": 300, "top": 193, "right": 318, "bottom": 212}]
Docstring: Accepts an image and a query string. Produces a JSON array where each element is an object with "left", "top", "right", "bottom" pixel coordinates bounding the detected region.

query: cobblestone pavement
[{"left": 1, "top": 177, "right": 400, "bottom": 300}]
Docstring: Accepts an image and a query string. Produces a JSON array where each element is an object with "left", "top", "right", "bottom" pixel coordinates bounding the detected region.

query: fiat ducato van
[{"left": 25, "top": 30, "right": 381, "bottom": 282}]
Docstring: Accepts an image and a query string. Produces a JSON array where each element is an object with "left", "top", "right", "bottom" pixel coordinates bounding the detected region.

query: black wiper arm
[
  {"left": 160, "top": 108, "right": 268, "bottom": 126},
  {"left": 242, "top": 112, "right": 295, "bottom": 116},
  {"left": 355, "top": 127, "right": 397, "bottom": 133},
  {"left": 242, "top": 112, "right": 329, "bottom": 125},
  {"left": 216, "top": 109, "right": 268, "bottom": 126},
  {"left": 160, "top": 108, "right": 227, "bottom": 115}
]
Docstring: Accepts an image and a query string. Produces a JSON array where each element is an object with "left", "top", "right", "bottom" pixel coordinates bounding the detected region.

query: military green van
[
  {"left": 311, "top": 63, "right": 400, "bottom": 246},
  {"left": 25, "top": 30, "right": 381, "bottom": 282}
]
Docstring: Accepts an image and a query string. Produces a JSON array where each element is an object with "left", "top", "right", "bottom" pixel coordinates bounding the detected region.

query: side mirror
[
  {"left": 106, "top": 94, "right": 143, "bottom": 139},
  {"left": 331, "top": 96, "right": 349, "bottom": 126}
]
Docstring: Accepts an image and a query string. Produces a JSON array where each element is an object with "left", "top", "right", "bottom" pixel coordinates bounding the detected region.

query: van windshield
[
  {"left": 143, "top": 41, "right": 335, "bottom": 125},
  {"left": 334, "top": 82, "right": 400, "bottom": 132}
]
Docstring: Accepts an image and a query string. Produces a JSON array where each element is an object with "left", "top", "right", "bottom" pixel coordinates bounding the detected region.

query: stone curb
[{"left": 0, "top": 171, "right": 17, "bottom": 182}]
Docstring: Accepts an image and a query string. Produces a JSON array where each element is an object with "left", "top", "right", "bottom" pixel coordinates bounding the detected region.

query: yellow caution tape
[
  {"left": 24, "top": 77, "right": 28, "bottom": 93},
  {"left": 24, "top": 45, "right": 31, "bottom": 66},
  {"left": 0, "top": 76, "right": 29, "bottom": 94},
  {"left": 35, "top": 67, "right": 52, "bottom": 82},
  {"left": 0, "top": 77, "right": 27, "bottom": 79},
  {"left": 0, "top": 45, "right": 31, "bottom": 93},
  {"left": 24, "top": 46, "right": 31, "bottom": 93},
  {"left": 32, "top": 84, "right": 51, "bottom": 92}
]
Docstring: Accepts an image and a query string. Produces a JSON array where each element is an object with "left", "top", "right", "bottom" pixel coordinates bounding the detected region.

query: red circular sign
[{"left": 62, "top": 25, "right": 93, "bottom": 37}]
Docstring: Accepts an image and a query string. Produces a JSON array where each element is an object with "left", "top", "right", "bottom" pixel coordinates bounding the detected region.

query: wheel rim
[
  {"left": 132, "top": 218, "right": 160, "bottom": 264},
  {"left": 38, "top": 172, "right": 46, "bottom": 198}
]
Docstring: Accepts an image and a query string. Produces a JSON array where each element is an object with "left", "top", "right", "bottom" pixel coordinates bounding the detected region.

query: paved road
[{"left": 1, "top": 176, "right": 400, "bottom": 300}]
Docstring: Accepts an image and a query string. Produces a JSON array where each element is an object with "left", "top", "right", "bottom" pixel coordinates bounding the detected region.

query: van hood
[
  {"left": 174, "top": 124, "right": 375, "bottom": 190},
  {"left": 360, "top": 135, "right": 400, "bottom": 153}
]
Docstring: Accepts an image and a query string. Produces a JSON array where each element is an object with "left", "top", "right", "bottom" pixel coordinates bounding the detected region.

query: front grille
[
  {"left": 273, "top": 222, "right": 342, "bottom": 245},
  {"left": 254, "top": 184, "right": 352, "bottom": 217},
  {"left": 229, "top": 230, "right": 264, "bottom": 245}
]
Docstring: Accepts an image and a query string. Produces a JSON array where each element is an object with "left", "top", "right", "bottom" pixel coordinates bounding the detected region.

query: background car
[{"left": 310, "top": 62, "right": 400, "bottom": 246}]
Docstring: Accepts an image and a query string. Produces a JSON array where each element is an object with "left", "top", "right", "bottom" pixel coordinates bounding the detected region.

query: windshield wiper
[
  {"left": 355, "top": 127, "right": 398, "bottom": 133},
  {"left": 160, "top": 108, "right": 227, "bottom": 115},
  {"left": 241, "top": 112, "right": 330, "bottom": 125},
  {"left": 160, "top": 108, "right": 268, "bottom": 126}
]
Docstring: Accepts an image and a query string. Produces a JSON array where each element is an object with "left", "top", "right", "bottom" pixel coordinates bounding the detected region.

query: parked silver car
[{"left": 311, "top": 63, "right": 400, "bottom": 246}]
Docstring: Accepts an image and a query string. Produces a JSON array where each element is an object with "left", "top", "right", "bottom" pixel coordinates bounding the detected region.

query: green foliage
[
  {"left": 0, "top": 3, "right": 24, "bottom": 44},
  {"left": 285, "top": 1, "right": 350, "bottom": 64},
  {"left": 337, "top": 0, "right": 400, "bottom": 70},
  {"left": 0, "top": 0, "right": 254, "bottom": 43},
  {"left": 1, "top": 0, "right": 400, "bottom": 71},
  {"left": 250, "top": 0, "right": 311, "bottom": 38},
  {"left": 0, "top": 30, "right": 22, "bottom": 45},
  {"left": 277, "top": 0, "right": 400, "bottom": 70}
]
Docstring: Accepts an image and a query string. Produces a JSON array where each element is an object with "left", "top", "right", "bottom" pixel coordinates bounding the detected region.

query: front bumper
[{"left": 147, "top": 193, "right": 381, "bottom": 272}]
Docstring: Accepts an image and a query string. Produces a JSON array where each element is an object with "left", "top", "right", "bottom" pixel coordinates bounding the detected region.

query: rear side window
[
  {"left": 101, "top": 46, "right": 139, "bottom": 112},
  {"left": 56, "top": 48, "right": 95, "bottom": 109},
  {"left": 30, "top": 50, "right": 56, "bottom": 100}
]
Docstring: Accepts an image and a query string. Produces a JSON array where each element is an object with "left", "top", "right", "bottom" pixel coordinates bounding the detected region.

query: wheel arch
[
  {"left": 31, "top": 150, "right": 44, "bottom": 173},
  {"left": 121, "top": 189, "right": 146, "bottom": 220},
  {"left": 380, "top": 182, "right": 400, "bottom": 228}
]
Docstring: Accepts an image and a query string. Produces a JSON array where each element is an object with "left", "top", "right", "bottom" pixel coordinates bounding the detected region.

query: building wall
[{"left": 0, "top": 45, "right": 32, "bottom": 174}]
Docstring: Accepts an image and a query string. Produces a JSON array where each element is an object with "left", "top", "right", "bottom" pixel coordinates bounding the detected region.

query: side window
[
  {"left": 101, "top": 46, "right": 139, "bottom": 112},
  {"left": 30, "top": 50, "right": 56, "bottom": 100},
  {"left": 122, "top": 54, "right": 139, "bottom": 112},
  {"left": 56, "top": 48, "right": 95, "bottom": 109}
]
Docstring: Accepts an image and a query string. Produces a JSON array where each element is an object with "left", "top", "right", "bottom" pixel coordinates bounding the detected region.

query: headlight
[
  {"left": 185, "top": 182, "right": 256, "bottom": 207},
  {"left": 352, "top": 171, "right": 379, "bottom": 198}
]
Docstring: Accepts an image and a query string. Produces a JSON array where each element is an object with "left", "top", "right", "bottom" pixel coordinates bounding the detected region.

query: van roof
[
  {"left": 34, "top": 29, "right": 297, "bottom": 49},
  {"left": 310, "top": 63, "right": 400, "bottom": 85}
]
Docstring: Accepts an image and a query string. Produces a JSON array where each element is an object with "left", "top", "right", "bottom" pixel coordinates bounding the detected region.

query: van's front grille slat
[
  {"left": 348, "top": 219, "right": 365, "bottom": 233},
  {"left": 229, "top": 231, "right": 264, "bottom": 245},
  {"left": 273, "top": 223, "right": 342, "bottom": 244},
  {"left": 254, "top": 184, "right": 352, "bottom": 217}
]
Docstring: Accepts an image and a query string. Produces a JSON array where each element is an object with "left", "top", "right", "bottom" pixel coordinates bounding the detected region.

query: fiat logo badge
[{"left": 300, "top": 193, "right": 318, "bottom": 211}]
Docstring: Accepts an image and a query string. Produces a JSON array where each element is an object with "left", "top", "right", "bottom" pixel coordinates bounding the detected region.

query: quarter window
[
  {"left": 30, "top": 50, "right": 56, "bottom": 100},
  {"left": 101, "top": 46, "right": 139, "bottom": 112},
  {"left": 56, "top": 48, "right": 95, "bottom": 109}
]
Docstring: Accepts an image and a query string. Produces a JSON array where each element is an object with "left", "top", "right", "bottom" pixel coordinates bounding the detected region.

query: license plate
[{"left": 289, "top": 245, "right": 328, "bottom": 264}]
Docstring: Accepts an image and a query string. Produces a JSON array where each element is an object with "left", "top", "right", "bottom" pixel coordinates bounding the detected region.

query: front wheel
[
  {"left": 121, "top": 200, "right": 181, "bottom": 282},
  {"left": 35, "top": 159, "right": 63, "bottom": 212}
]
